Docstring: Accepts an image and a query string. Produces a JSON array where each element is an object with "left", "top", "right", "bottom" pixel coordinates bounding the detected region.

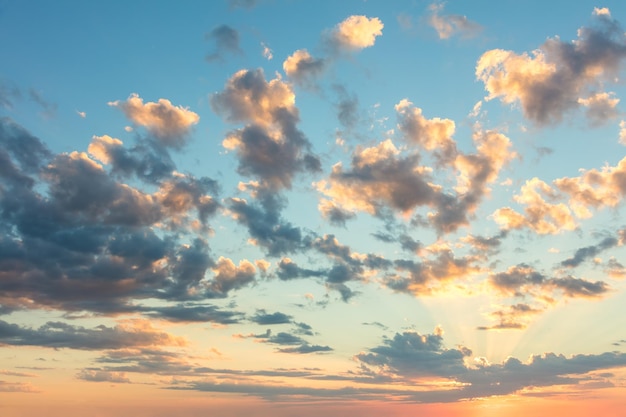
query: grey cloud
[
  {"left": 0, "top": 320, "right": 183, "bottom": 350},
  {"left": 333, "top": 84, "right": 359, "bottom": 128},
  {"left": 276, "top": 258, "right": 325, "bottom": 280},
  {"left": 278, "top": 344, "right": 332, "bottom": 354},
  {"left": 489, "top": 264, "right": 610, "bottom": 299},
  {"left": 206, "top": 25, "right": 243, "bottom": 62},
  {"left": 251, "top": 310, "right": 292, "bottom": 325},
  {"left": 550, "top": 276, "right": 609, "bottom": 298},
  {"left": 211, "top": 68, "right": 321, "bottom": 191},
  {"left": 145, "top": 304, "right": 243, "bottom": 324},
  {"left": 228, "top": 196, "right": 310, "bottom": 257},
  {"left": 560, "top": 235, "right": 619, "bottom": 268},
  {"left": 356, "top": 330, "right": 470, "bottom": 378},
  {"left": 88, "top": 136, "right": 176, "bottom": 184},
  {"left": 477, "top": 11, "right": 626, "bottom": 126}
]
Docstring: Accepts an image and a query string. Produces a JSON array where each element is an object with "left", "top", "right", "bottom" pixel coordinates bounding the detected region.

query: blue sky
[{"left": 1, "top": 1, "right": 626, "bottom": 415}]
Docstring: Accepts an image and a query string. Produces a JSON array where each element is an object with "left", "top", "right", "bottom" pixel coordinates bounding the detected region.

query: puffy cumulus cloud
[
  {"left": 356, "top": 328, "right": 471, "bottom": 378},
  {"left": 476, "top": 10, "right": 626, "bottom": 126},
  {"left": 315, "top": 139, "right": 439, "bottom": 216},
  {"left": 554, "top": 156, "right": 626, "bottom": 216},
  {"left": 578, "top": 92, "right": 620, "bottom": 126},
  {"left": 0, "top": 119, "right": 226, "bottom": 314},
  {"left": 0, "top": 319, "right": 185, "bottom": 350},
  {"left": 212, "top": 69, "right": 320, "bottom": 191},
  {"left": 493, "top": 178, "right": 576, "bottom": 234},
  {"left": 43, "top": 151, "right": 161, "bottom": 226},
  {"left": 0, "top": 117, "right": 52, "bottom": 188},
  {"left": 206, "top": 25, "right": 242, "bottom": 62},
  {"left": 109, "top": 94, "right": 199, "bottom": 147},
  {"left": 282, "top": 49, "right": 326, "bottom": 87},
  {"left": 329, "top": 15, "right": 384, "bottom": 51},
  {"left": 206, "top": 257, "right": 256, "bottom": 297},
  {"left": 494, "top": 156, "right": 626, "bottom": 233},
  {"left": 427, "top": 2, "right": 482, "bottom": 40},
  {"left": 477, "top": 303, "right": 544, "bottom": 331},
  {"left": 76, "top": 369, "right": 131, "bottom": 383},
  {"left": 318, "top": 199, "right": 356, "bottom": 227},
  {"left": 386, "top": 251, "right": 480, "bottom": 296},
  {"left": 227, "top": 196, "right": 310, "bottom": 257},
  {"left": 395, "top": 99, "right": 457, "bottom": 164},
  {"left": 318, "top": 116, "right": 514, "bottom": 234},
  {"left": 489, "top": 264, "right": 609, "bottom": 299},
  {"left": 211, "top": 68, "right": 295, "bottom": 127},
  {"left": 155, "top": 173, "right": 220, "bottom": 230},
  {"left": 88, "top": 135, "right": 176, "bottom": 184}
]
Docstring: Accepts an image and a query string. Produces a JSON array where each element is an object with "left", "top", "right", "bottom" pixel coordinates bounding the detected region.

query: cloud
[
  {"left": 108, "top": 93, "right": 199, "bottom": 147},
  {"left": 0, "top": 319, "right": 185, "bottom": 350},
  {"left": 206, "top": 256, "right": 257, "bottom": 297},
  {"left": 0, "top": 380, "right": 40, "bottom": 393},
  {"left": 476, "top": 10, "right": 626, "bottom": 125},
  {"left": 578, "top": 92, "right": 620, "bottom": 126},
  {"left": 328, "top": 15, "right": 384, "bottom": 51},
  {"left": 427, "top": 2, "right": 482, "bottom": 40},
  {"left": 386, "top": 251, "right": 479, "bottom": 296},
  {"left": 251, "top": 310, "right": 293, "bottom": 325},
  {"left": 88, "top": 135, "right": 176, "bottom": 183},
  {"left": 333, "top": 84, "right": 359, "bottom": 129},
  {"left": 76, "top": 369, "right": 131, "bottom": 383},
  {"left": 261, "top": 42, "right": 273, "bottom": 60},
  {"left": 477, "top": 303, "right": 544, "bottom": 330},
  {"left": 206, "top": 25, "right": 243, "bottom": 62},
  {"left": 395, "top": 99, "right": 457, "bottom": 164},
  {"left": 560, "top": 234, "right": 620, "bottom": 268},
  {"left": 356, "top": 327, "right": 471, "bottom": 378},
  {"left": 489, "top": 264, "right": 610, "bottom": 299},
  {"left": 146, "top": 304, "right": 243, "bottom": 324},
  {"left": 318, "top": 118, "right": 514, "bottom": 234},
  {"left": 227, "top": 195, "right": 310, "bottom": 256},
  {"left": 241, "top": 329, "right": 333, "bottom": 354},
  {"left": 212, "top": 68, "right": 320, "bottom": 191},
  {"left": 283, "top": 49, "right": 326, "bottom": 87},
  {"left": 276, "top": 258, "right": 324, "bottom": 280},
  {"left": 493, "top": 178, "right": 577, "bottom": 234},
  {"left": 315, "top": 139, "right": 439, "bottom": 217}
]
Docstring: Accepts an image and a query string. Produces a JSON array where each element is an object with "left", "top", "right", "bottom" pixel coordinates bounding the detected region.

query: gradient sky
[{"left": 2, "top": 1, "right": 626, "bottom": 416}]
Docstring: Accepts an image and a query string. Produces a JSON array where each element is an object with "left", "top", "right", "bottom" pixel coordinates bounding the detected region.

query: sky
[{"left": 2, "top": 0, "right": 626, "bottom": 415}]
